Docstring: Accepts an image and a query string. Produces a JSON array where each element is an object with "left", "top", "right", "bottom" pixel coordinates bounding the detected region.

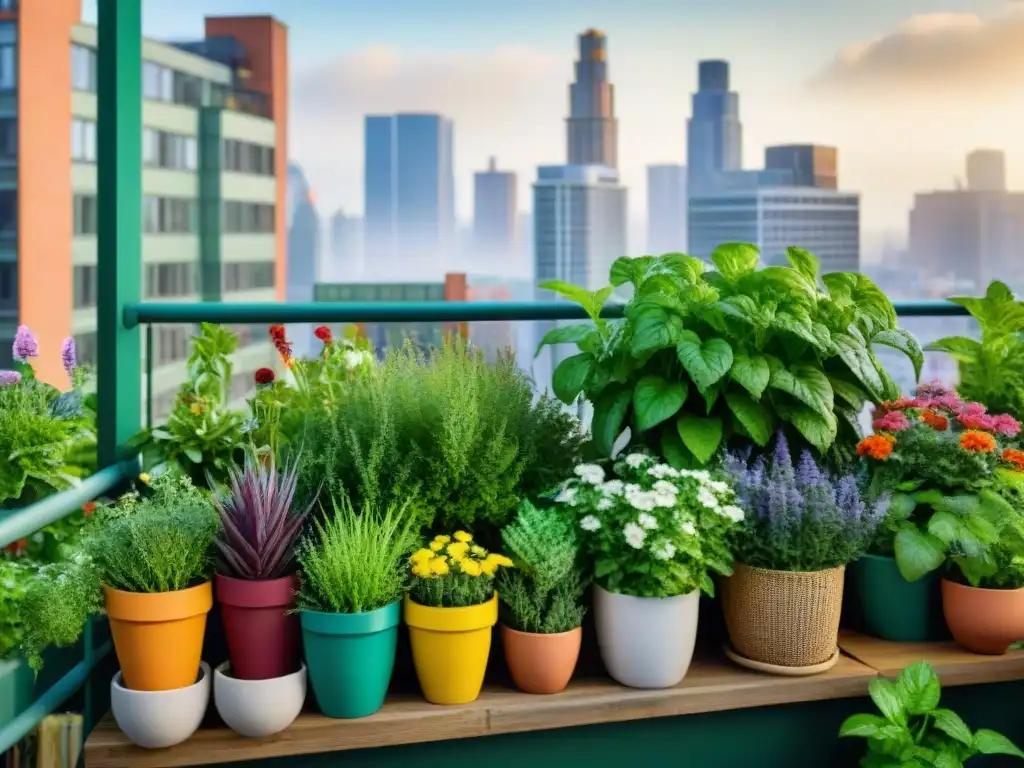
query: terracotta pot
[
  {"left": 941, "top": 579, "right": 1024, "bottom": 655},
  {"left": 104, "top": 582, "right": 212, "bottom": 692},
  {"left": 216, "top": 573, "right": 301, "bottom": 681},
  {"left": 501, "top": 624, "right": 581, "bottom": 694}
]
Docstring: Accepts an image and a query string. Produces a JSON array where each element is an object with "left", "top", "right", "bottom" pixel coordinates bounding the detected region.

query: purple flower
[
  {"left": 61, "top": 337, "right": 77, "bottom": 377},
  {"left": 0, "top": 370, "right": 21, "bottom": 386},
  {"left": 13, "top": 325, "right": 38, "bottom": 362},
  {"left": 796, "top": 450, "right": 823, "bottom": 488}
]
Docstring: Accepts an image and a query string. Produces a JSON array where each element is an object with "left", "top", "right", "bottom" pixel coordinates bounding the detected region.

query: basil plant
[{"left": 538, "top": 243, "right": 922, "bottom": 465}]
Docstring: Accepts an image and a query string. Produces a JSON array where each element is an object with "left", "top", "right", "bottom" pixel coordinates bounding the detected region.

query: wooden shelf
[
  {"left": 84, "top": 650, "right": 877, "bottom": 767},
  {"left": 838, "top": 630, "right": 1024, "bottom": 686}
]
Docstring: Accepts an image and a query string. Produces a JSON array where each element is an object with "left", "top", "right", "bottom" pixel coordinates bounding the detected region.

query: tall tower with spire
[{"left": 566, "top": 29, "right": 618, "bottom": 168}]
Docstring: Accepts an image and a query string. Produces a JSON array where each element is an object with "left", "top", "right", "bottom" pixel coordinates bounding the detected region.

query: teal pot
[
  {"left": 847, "top": 555, "right": 947, "bottom": 642},
  {"left": 0, "top": 657, "right": 33, "bottom": 726},
  {"left": 300, "top": 601, "right": 399, "bottom": 719}
]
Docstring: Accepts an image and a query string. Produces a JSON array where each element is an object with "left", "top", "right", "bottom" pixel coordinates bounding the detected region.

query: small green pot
[
  {"left": 847, "top": 555, "right": 948, "bottom": 642},
  {"left": 0, "top": 657, "right": 33, "bottom": 726},
  {"left": 300, "top": 601, "right": 400, "bottom": 719}
]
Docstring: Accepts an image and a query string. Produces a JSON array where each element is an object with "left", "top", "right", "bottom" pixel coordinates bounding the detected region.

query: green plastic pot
[
  {"left": 847, "top": 555, "right": 948, "bottom": 642},
  {"left": 0, "top": 657, "right": 33, "bottom": 726},
  {"left": 300, "top": 601, "right": 400, "bottom": 719}
]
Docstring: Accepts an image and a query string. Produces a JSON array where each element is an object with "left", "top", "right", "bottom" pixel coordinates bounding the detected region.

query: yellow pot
[{"left": 404, "top": 593, "right": 498, "bottom": 705}]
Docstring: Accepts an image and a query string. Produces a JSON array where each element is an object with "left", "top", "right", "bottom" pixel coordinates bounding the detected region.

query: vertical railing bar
[{"left": 146, "top": 323, "right": 153, "bottom": 429}]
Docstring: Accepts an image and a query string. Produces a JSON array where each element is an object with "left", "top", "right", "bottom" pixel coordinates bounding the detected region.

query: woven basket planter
[{"left": 721, "top": 564, "right": 845, "bottom": 669}]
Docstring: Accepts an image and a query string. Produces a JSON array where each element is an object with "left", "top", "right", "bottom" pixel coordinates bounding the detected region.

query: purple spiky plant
[{"left": 213, "top": 456, "right": 314, "bottom": 580}]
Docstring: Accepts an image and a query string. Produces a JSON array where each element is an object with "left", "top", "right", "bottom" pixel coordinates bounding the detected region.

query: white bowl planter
[
  {"left": 593, "top": 585, "right": 699, "bottom": 689},
  {"left": 111, "top": 661, "right": 210, "bottom": 748},
  {"left": 214, "top": 661, "right": 306, "bottom": 738}
]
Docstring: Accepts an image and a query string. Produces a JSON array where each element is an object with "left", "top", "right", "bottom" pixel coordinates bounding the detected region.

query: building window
[
  {"left": 73, "top": 264, "right": 97, "bottom": 309},
  {"left": 142, "top": 128, "right": 197, "bottom": 171},
  {"left": 173, "top": 72, "right": 203, "bottom": 107},
  {"left": 71, "top": 44, "right": 96, "bottom": 92},
  {"left": 142, "top": 61, "right": 173, "bottom": 102},
  {"left": 222, "top": 202, "right": 275, "bottom": 234},
  {"left": 155, "top": 325, "right": 192, "bottom": 366},
  {"left": 222, "top": 139, "right": 275, "bottom": 175},
  {"left": 71, "top": 119, "right": 97, "bottom": 163},
  {"left": 73, "top": 194, "right": 97, "bottom": 235},
  {"left": 143, "top": 196, "right": 196, "bottom": 234},
  {"left": 222, "top": 261, "right": 275, "bottom": 292},
  {"left": 0, "top": 189, "right": 15, "bottom": 237},
  {"left": 0, "top": 22, "right": 14, "bottom": 92},
  {"left": 0, "top": 262, "right": 15, "bottom": 310},
  {"left": 74, "top": 331, "right": 97, "bottom": 366},
  {"left": 0, "top": 117, "right": 15, "bottom": 161},
  {"left": 145, "top": 262, "right": 197, "bottom": 298}
]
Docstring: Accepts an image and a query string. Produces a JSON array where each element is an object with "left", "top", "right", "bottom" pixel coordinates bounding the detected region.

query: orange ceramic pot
[
  {"left": 941, "top": 579, "right": 1024, "bottom": 655},
  {"left": 104, "top": 582, "right": 213, "bottom": 691},
  {"left": 501, "top": 624, "right": 582, "bottom": 694}
]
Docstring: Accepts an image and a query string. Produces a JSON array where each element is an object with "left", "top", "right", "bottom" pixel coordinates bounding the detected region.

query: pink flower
[
  {"left": 0, "top": 370, "right": 20, "bottom": 386},
  {"left": 12, "top": 325, "right": 38, "bottom": 361},
  {"left": 962, "top": 402, "right": 987, "bottom": 416},
  {"left": 958, "top": 412, "right": 996, "bottom": 431},
  {"left": 61, "top": 337, "right": 77, "bottom": 377},
  {"left": 993, "top": 414, "right": 1022, "bottom": 438},
  {"left": 933, "top": 394, "right": 966, "bottom": 412},
  {"left": 873, "top": 411, "right": 911, "bottom": 432}
]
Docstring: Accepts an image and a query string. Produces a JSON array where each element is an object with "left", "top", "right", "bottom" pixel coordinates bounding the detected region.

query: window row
[
  {"left": 222, "top": 261, "right": 275, "bottom": 293},
  {"left": 0, "top": 261, "right": 15, "bottom": 309},
  {"left": 144, "top": 128, "right": 198, "bottom": 171},
  {"left": 0, "top": 118, "right": 15, "bottom": 161},
  {"left": 145, "top": 262, "right": 198, "bottom": 298},
  {"left": 0, "top": 188, "right": 15, "bottom": 236},
  {"left": 222, "top": 140, "right": 274, "bottom": 175},
  {"left": 144, "top": 196, "right": 196, "bottom": 234},
  {"left": 222, "top": 201, "right": 275, "bottom": 234},
  {"left": 72, "top": 118, "right": 97, "bottom": 163},
  {"left": 0, "top": 22, "right": 15, "bottom": 92}
]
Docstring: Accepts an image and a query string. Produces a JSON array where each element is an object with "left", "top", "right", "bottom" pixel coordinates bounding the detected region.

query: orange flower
[
  {"left": 82, "top": 501, "right": 96, "bottom": 516},
  {"left": 919, "top": 410, "right": 948, "bottom": 431},
  {"left": 857, "top": 435, "right": 894, "bottom": 460},
  {"left": 960, "top": 430, "right": 997, "bottom": 453},
  {"left": 1002, "top": 448, "right": 1024, "bottom": 470}
]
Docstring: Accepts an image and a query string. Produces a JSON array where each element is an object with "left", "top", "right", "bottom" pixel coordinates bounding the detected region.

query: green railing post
[{"left": 96, "top": 0, "right": 142, "bottom": 467}]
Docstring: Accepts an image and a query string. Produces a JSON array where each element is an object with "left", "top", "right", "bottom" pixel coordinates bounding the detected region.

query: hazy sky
[{"left": 86, "top": 0, "right": 1024, "bottom": 247}]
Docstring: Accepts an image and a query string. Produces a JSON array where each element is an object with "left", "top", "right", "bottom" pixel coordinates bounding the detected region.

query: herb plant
[
  {"left": 723, "top": 431, "right": 888, "bottom": 572},
  {"left": 498, "top": 501, "right": 589, "bottom": 634},
  {"left": 839, "top": 661, "right": 1024, "bottom": 766},
  {"left": 213, "top": 456, "right": 314, "bottom": 580},
  {"left": 0, "top": 557, "right": 33, "bottom": 660},
  {"left": 408, "top": 531, "right": 513, "bottom": 608},
  {"left": 558, "top": 452, "right": 741, "bottom": 598},
  {"left": 538, "top": 244, "right": 921, "bottom": 465},
  {"left": 295, "top": 496, "right": 417, "bottom": 614}
]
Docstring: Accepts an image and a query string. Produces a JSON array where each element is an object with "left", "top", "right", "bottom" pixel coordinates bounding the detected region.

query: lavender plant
[
  {"left": 723, "top": 432, "right": 890, "bottom": 572},
  {"left": 212, "top": 456, "right": 315, "bottom": 580}
]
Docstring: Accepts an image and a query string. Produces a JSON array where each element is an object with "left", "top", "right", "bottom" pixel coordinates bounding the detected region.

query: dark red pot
[{"left": 215, "top": 573, "right": 301, "bottom": 681}]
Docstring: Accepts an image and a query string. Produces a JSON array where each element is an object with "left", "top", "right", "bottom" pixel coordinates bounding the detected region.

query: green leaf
[
  {"left": 768, "top": 364, "right": 834, "bottom": 419},
  {"left": 785, "top": 246, "right": 820, "bottom": 286},
  {"left": 828, "top": 375, "right": 869, "bottom": 409},
  {"left": 676, "top": 414, "right": 723, "bottom": 465},
  {"left": 894, "top": 524, "right": 947, "bottom": 581},
  {"left": 534, "top": 323, "right": 596, "bottom": 356},
  {"left": 759, "top": 265, "right": 818, "bottom": 302},
  {"left": 775, "top": 401, "right": 838, "bottom": 453},
  {"left": 926, "top": 510, "right": 961, "bottom": 546},
  {"left": 591, "top": 386, "right": 632, "bottom": 457},
  {"left": 896, "top": 661, "right": 941, "bottom": 716},
  {"left": 552, "top": 353, "right": 592, "bottom": 404},
  {"left": 724, "top": 389, "right": 773, "bottom": 447},
  {"left": 730, "top": 353, "right": 771, "bottom": 399},
  {"left": 872, "top": 328, "right": 924, "bottom": 381},
  {"left": 974, "top": 729, "right": 1024, "bottom": 758},
  {"left": 183, "top": 448, "right": 203, "bottom": 464},
  {"left": 631, "top": 307, "right": 683, "bottom": 354},
  {"left": 662, "top": 253, "right": 707, "bottom": 283},
  {"left": 610, "top": 255, "right": 655, "bottom": 287},
  {"left": 660, "top": 426, "right": 693, "bottom": 469},
  {"left": 838, "top": 713, "right": 888, "bottom": 739},
  {"left": 930, "top": 709, "right": 973, "bottom": 746},
  {"left": 869, "top": 676, "right": 907, "bottom": 725},
  {"left": 832, "top": 332, "right": 884, "bottom": 400},
  {"left": 925, "top": 336, "right": 982, "bottom": 364},
  {"left": 710, "top": 242, "right": 760, "bottom": 281},
  {"left": 676, "top": 331, "right": 734, "bottom": 392},
  {"left": 632, "top": 376, "right": 688, "bottom": 433},
  {"left": 931, "top": 752, "right": 963, "bottom": 768},
  {"left": 594, "top": 557, "right": 618, "bottom": 578},
  {"left": 539, "top": 279, "right": 593, "bottom": 310}
]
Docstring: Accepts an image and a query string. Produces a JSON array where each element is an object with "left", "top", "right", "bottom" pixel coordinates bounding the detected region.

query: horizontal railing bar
[
  {"left": 124, "top": 299, "right": 968, "bottom": 326},
  {"left": 0, "top": 461, "right": 136, "bottom": 550},
  {"left": 0, "top": 638, "right": 113, "bottom": 754}
]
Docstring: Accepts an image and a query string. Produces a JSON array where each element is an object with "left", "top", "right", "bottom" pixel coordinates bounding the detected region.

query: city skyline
[{"left": 95, "top": 0, "right": 1024, "bottom": 251}]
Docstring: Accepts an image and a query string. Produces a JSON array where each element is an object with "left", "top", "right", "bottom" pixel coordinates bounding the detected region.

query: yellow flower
[
  {"left": 454, "top": 530, "right": 473, "bottom": 543},
  {"left": 138, "top": 472, "right": 151, "bottom": 485},
  {"left": 479, "top": 559, "right": 498, "bottom": 576},
  {"left": 190, "top": 403, "right": 203, "bottom": 415},
  {"left": 410, "top": 548, "right": 434, "bottom": 565},
  {"left": 447, "top": 541, "right": 470, "bottom": 561},
  {"left": 461, "top": 559, "right": 482, "bottom": 576},
  {"left": 433, "top": 534, "right": 451, "bottom": 545},
  {"left": 429, "top": 541, "right": 444, "bottom": 552},
  {"left": 429, "top": 557, "right": 450, "bottom": 576},
  {"left": 470, "top": 545, "right": 487, "bottom": 557},
  {"left": 412, "top": 563, "right": 433, "bottom": 578},
  {"left": 488, "top": 554, "right": 514, "bottom": 568}
]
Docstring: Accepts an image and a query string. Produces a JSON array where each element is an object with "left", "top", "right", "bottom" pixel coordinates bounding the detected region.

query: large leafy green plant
[
  {"left": 539, "top": 244, "right": 922, "bottom": 465},
  {"left": 928, "top": 280, "right": 1024, "bottom": 420}
]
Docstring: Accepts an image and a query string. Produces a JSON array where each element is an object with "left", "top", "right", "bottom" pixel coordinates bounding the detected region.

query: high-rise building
[
  {"left": 686, "top": 60, "right": 742, "bottom": 194},
  {"left": 646, "top": 164, "right": 687, "bottom": 254},
  {"left": 473, "top": 156, "right": 518, "bottom": 270},
  {"left": 286, "top": 164, "right": 319, "bottom": 359},
  {"left": 689, "top": 188, "right": 860, "bottom": 273},
  {"left": 5, "top": 5, "right": 287, "bottom": 420},
  {"left": 363, "top": 113, "right": 455, "bottom": 279},
  {"left": 966, "top": 149, "right": 1006, "bottom": 192},
  {"left": 566, "top": 30, "right": 618, "bottom": 168},
  {"left": 328, "top": 209, "right": 363, "bottom": 281},
  {"left": 765, "top": 145, "right": 838, "bottom": 190}
]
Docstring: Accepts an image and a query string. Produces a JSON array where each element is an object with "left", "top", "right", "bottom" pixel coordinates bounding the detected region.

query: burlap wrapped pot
[{"left": 721, "top": 563, "right": 845, "bottom": 668}]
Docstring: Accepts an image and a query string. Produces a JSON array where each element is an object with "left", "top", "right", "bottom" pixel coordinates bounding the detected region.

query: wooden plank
[
  {"left": 84, "top": 650, "right": 877, "bottom": 767},
  {"left": 838, "top": 630, "right": 1024, "bottom": 685}
]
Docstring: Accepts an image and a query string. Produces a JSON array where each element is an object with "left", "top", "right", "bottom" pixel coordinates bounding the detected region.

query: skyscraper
[
  {"left": 566, "top": 29, "right": 618, "bottom": 168},
  {"left": 286, "top": 164, "right": 319, "bottom": 359},
  {"left": 967, "top": 149, "right": 1006, "bottom": 192},
  {"left": 687, "top": 60, "right": 742, "bottom": 194},
  {"left": 765, "top": 145, "right": 838, "bottom": 190},
  {"left": 328, "top": 209, "right": 363, "bottom": 281},
  {"left": 646, "top": 164, "right": 687, "bottom": 254},
  {"left": 473, "top": 156, "right": 518, "bottom": 270},
  {"left": 364, "top": 113, "right": 455, "bottom": 278}
]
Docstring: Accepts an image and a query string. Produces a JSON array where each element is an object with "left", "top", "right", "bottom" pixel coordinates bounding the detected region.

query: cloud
[{"left": 808, "top": 9, "right": 1024, "bottom": 101}]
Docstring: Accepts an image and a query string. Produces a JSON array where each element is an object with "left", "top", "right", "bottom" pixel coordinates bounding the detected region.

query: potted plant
[
  {"left": 404, "top": 531, "right": 513, "bottom": 705},
  {"left": 295, "top": 496, "right": 416, "bottom": 718},
  {"left": 557, "top": 453, "right": 741, "bottom": 689},
  {"left": 721, "top": 432, "right": 887, "bottom": 674},
  {"left": 497, "top": 501, "right": 588, "bottom": 694},
  {"left": 839, "top": 661, "right": 1024, "bottom": 765},
  {"left": 855, "top": 383, "right": 1022, "bottom": 641},
  {"left": 212, "top": 455, "right": 313, "bottom": 681}
]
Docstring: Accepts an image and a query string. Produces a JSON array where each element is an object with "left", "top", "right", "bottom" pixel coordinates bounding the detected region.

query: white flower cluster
[{"left": 342, "top": 348, "right": 374, "bottom": 369}]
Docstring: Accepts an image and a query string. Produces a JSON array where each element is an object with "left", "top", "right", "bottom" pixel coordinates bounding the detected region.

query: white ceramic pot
[
  {"left": 111, "top": 661, "right": 210, "bottom": 748},
  {"left": 593, "top": 584, "right": 700, "bottom": 689},
  {"left": 213, "top": 661, "right": 307, "bottom": 738}
]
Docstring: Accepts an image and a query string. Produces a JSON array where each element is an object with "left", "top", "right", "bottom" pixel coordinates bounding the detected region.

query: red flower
[
  {"left": 269, "top": 325, "right": 286, "bottom": 342},
  {"left": 315, "top": 325, "right": 333, "bottom": 343},
  {"left": 254, "top": 367, "right": 275, "bottom": 386},
  {"left": 4, "top": 538, "right": 26, "bottom": 555},
  {"left": 82, "top": 501, "right": 96, "bottom": 516}
]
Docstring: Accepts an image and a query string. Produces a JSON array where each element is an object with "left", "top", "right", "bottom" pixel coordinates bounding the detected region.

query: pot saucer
[{"left": 723, "top": 644, "right": 840, "bottom": 677}]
